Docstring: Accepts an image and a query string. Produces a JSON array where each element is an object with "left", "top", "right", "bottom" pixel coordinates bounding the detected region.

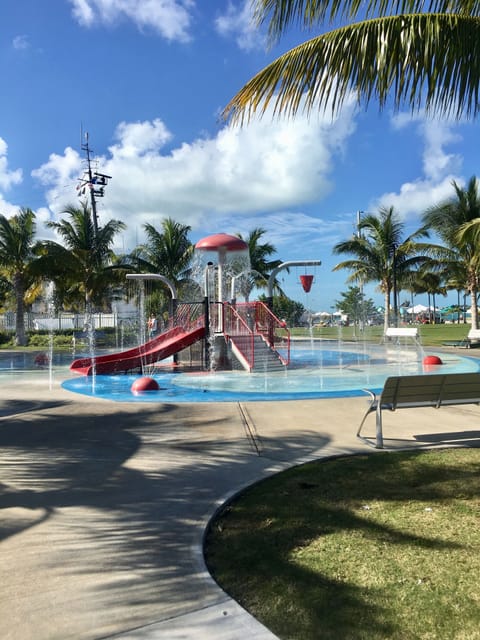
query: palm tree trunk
[
  {"left": 470, "top": 286, "right": 479, "bottom": 330},
  {"left": 14, "top": 272, "right": 26, "bottom": 346},
  {"left": 383, "top": 289, "right": 390, "bottom": 333}
]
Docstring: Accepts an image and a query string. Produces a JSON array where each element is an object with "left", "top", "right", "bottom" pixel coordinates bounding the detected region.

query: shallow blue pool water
[{"left": 57, "top": 343, "right": 480, "bottom": 403}]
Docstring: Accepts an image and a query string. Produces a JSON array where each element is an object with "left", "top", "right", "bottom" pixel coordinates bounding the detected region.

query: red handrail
[
  {"left": 223, "top": 301, "right": 290, "bottom": 367},
  {"left": 223, "top": 303, "right": 255, "bottom": 370},
  {"left": 251, "top": 301, "right": 290, "bottom": 366},
  {"left": 172, "top": 302, "right": 205, "bottom": 331}
]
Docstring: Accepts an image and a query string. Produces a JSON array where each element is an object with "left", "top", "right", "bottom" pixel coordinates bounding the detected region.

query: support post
[{"left": 267, "top": 260, "right": 322, "bottom": 310}]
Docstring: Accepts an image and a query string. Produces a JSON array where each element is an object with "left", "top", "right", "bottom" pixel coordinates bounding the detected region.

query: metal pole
[
  {"left": 392, "top": 245, "right": 398, "bottom": 327},
  {"left": 126, "top": 273, "right": 179, "bottom": 361},
  {"left": 82, "top": 133, "right": 99, "bottom": 237},
  {"left": 267, "top": 260, "right": 322, "bottom": 310},
  {"left": 204, "top": 295, "right": 210, "bottom": 370},
  {"left": 126, "top": 273, "right": 178, "bottom": 301}
]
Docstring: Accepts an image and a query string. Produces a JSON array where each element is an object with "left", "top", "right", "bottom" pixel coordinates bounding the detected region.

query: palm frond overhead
[
  {"left": 253, "top": 0, "right": 480, "bottom": 36},
  {"left": 224, "top": 12, "right": 480, "bottom": 123}
]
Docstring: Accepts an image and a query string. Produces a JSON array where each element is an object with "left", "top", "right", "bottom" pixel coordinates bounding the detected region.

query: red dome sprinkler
[
  {"left": 131, "top": 376, "right": 160, "bottom": 393},
  {"left": 300, "top": 274, "right": 314, "bottom": 293}
]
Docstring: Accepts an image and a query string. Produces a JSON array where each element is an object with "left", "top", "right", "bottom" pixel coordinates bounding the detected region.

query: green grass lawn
[
  {"left": 205, "top": 448, "right": 480, "bottom": 640},
  {"left": 0, "top": 322, "right": 472, "bottom": 350},
  {"left": 290, "top": 323, "right": 471, "bottom": 347}
]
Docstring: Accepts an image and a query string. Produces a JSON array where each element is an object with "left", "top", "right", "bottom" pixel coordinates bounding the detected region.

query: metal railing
[
  {"left": 252, "top": 301, "right": 290, "bottom": 364},
  {"left": 223, "top": 303, "right": 256, "bottom": 370},
  {"left": 223, "top": 301, "right": 291, "bottom": 367},
  {"left": 171, "top": 302, "right": 205, "bottom": 331},
  {"left": 0, "top": 312, "right": 132, "bottom": 332},
  {"left": 0, "top": 304, "right": 206, "bottom": 336}
]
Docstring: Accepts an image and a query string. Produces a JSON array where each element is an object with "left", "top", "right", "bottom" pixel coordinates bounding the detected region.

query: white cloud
[
  {"left": 375, "top": 176, "right": 460, "bottom": 219},
  {"left": 215, "top": 1, "right": 265, "bottom": 51},
  {"left": 0, "top": 138, "right": 23, "bottom": 191},
  {"left": 0, "top": 196, "right": 21, "bottom": 218},
  {"left": 110, "top": 119, "right": 172, "bottom": 158},
  {"left": 31, "top": 146, "right": 83, "bottom": 222},
  {"left": 420, "top": 121, "right": 462, "bottom": 182},
  {"left": 12, "top": 34, "right": 30, "bottom": 50},
  {"left": 220, "top": 210, "right": 352, "bottom": 252},
  {"left": 70, "top": 0, "right": 93, "bottom": 24},
  {"left": 69, "top": 0, "right": 195, "bottom": 42},
  {"left": 391, "top": 114, "right": 462, "bottom": 182},
  {"left": 32, "top": 105, "right": 358, "bottom": 249},
  {"left": 374, "top": 115, "right": 464, "bottom": 219}
]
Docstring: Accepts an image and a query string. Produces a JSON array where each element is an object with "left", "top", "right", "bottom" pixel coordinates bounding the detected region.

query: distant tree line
[{"left": 1, "top": 176, "right": 480, "bottom": 344}]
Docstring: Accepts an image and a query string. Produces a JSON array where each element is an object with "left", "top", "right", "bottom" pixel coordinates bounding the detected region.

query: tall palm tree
[
  {"left": 413, "top": 269, "right": 447, "bottom": 323},
  {"left": 421, "top": 176, "right": 480, "bottom": 328},
  {"left": 235, "top": 227, "right": 282, "bottom": 300},
  {"left": 0, "top": 208, "right": 40, "bottom": 345},
  {"left": 131, "top": 218, "right": 193, "bottom": 290},
  {"left": 128, "top": 218, "right": 193, "bottom": 321},
  {"left": 223, "top": 1, "right": 480, "bottom": 123},
  {"left": 443, "top": 266, "right": 468, "bottom": 323},
  {"left": 333, "top": 206, "right": 427, "bottom": 332},
  {"left": 38, "top": 203, "right": 127, "bottom": 315}
]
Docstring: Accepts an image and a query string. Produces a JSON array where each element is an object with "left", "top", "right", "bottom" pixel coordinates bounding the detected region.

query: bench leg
[
  {"left": 356, "top": 392, "right": 378, "bottom": 447},
  {"left": 375, "top": 404, "right": 384, "bottom": 449},
  {"left": 357, "top": 407, "right": 373, "bottom": 440}
]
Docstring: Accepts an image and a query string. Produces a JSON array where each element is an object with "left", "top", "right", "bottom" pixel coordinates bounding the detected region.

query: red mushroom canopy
[{"left": 195, "top": 233, "right": 248, "bottom": 252}]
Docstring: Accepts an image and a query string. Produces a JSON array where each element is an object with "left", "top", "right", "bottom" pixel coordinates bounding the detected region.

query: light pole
[
  {"left": 357, "top": 210, "right": 366, "bottom": 331},
  {"left": 392, "top": 244, "right": 398, "bottom": 327},
  {"left": 78, "top": 132, "right": 112, "bottom": 238}
]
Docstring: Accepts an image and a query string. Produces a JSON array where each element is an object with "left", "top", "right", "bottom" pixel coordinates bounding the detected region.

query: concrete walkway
[{"left": 1, "top": 364, "right": 479, "bottom": 639}]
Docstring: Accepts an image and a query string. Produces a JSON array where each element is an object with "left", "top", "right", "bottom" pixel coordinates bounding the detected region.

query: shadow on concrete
[
  {"left": 0, "top": 399, "right": 331, "bottom": 638},
  {"left": 414, "top": 430, "right": 480, "bottom": 446},
  {"left": 257, "top": 431, "right": 330, "bottom": 461},
  {"left": 0, "top": 399, "right": 68, "bottom": 419}
]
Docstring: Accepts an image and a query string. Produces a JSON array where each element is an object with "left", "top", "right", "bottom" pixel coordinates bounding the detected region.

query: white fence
[{"left": 0, "top": 312, "right": 138, "bottom": 332}]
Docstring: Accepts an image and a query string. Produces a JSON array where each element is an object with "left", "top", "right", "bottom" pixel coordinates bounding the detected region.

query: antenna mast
[{"left": 77, "top": 131, "right": 112, "bottom": 237}]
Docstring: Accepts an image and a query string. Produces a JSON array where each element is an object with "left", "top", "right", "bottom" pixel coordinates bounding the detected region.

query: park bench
[
  {"left": 72, "top": 330, "right": 106, "bottom": 346},
  {"left": 383, "top": 327, "right": 420, "bottom": 345},
  {"left": 443, "top": 328, "right": 480, "bottom": 348},
  {"left": 357, "top": 372, "right": 480, "bottom": 449}
]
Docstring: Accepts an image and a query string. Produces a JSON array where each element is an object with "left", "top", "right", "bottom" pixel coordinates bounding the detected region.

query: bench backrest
[
  {"left": 380, "top": 372, "right": 480, "bottom": 409},
  {"left": 385, "top": 327, "right": 419, "bottom": 338}
]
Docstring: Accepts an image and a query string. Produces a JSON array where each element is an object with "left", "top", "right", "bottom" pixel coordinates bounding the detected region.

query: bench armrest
[{"left": 357, "top": 389, "right": 378, "bottom": 440}]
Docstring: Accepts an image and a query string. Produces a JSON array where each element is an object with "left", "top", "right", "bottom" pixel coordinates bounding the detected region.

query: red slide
[{"left": 70, "top": 325, "right": 205, "bottom": 375}]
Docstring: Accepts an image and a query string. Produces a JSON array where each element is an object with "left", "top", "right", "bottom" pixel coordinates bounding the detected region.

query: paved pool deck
[{"left": 1, "top": 351, "right": 480, "bottom": 639}]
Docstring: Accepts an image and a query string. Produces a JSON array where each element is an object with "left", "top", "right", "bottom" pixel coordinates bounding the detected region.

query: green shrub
[{"left": 0, "top": 331, "right": 13, "bottom": 346}]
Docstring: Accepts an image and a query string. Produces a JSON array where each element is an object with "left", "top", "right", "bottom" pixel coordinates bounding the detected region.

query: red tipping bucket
[{"left": 300, "top": 274, "right": 314, "bottom": 293}]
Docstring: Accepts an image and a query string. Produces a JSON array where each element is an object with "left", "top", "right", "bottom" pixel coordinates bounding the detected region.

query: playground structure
[{"left": 70, "top": 233, "right": 321, "bottom": 376}]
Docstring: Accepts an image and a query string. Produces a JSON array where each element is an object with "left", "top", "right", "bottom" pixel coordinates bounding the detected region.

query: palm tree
[
  {"left": 333, "top": 206, "right": 428, "bottom": 332},
  {"left": 131, "top": 218, "right": 193, "bottom": 288},
  {"left": 444, "top": 267, "right": 468, "bottom": 323},
  {"left": 128, "top": 218, "right": 193, "bottom": 321},
  {"left": 233, "top": 227, "right": 283, "bottom": 300},
  {"left": 38, "top": 203, "right": 127, "bottom": 315},
  {"left": 412, "top": 269, "right": 447, "bottom": 323},
  {"left": 421, "top": 176, "right": 480, "bottom": 328},
  {"left": 223, "top": 1, "right": 480, "bottom": 123},
  {"left": 0, "top": 208, "right": 40, "bottom": 345}
]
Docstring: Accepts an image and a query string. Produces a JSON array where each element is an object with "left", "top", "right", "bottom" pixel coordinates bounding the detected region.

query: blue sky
[{"left": 1, "top": 0, "right": 480, "bottom": 312}]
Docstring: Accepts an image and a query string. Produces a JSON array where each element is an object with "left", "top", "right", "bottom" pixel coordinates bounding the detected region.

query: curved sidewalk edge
[
  {"left": 113, "top": 601, "right": 279, "bottom": 639},
  {"left": 2, "top": 372, "right": 479, "bottom": 639}
]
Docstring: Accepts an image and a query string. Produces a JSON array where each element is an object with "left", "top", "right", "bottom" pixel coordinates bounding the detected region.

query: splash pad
[
  {"left": 61, "top": 340, "right": 480, "bottom": 403},
  {"left": 59, "top": 232, "right": 479, "bottom": 402}
]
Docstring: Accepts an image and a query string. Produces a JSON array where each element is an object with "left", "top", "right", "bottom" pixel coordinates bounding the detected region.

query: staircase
[{"left": 230, "top": 334, "right": 286, "bottom": 372}]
